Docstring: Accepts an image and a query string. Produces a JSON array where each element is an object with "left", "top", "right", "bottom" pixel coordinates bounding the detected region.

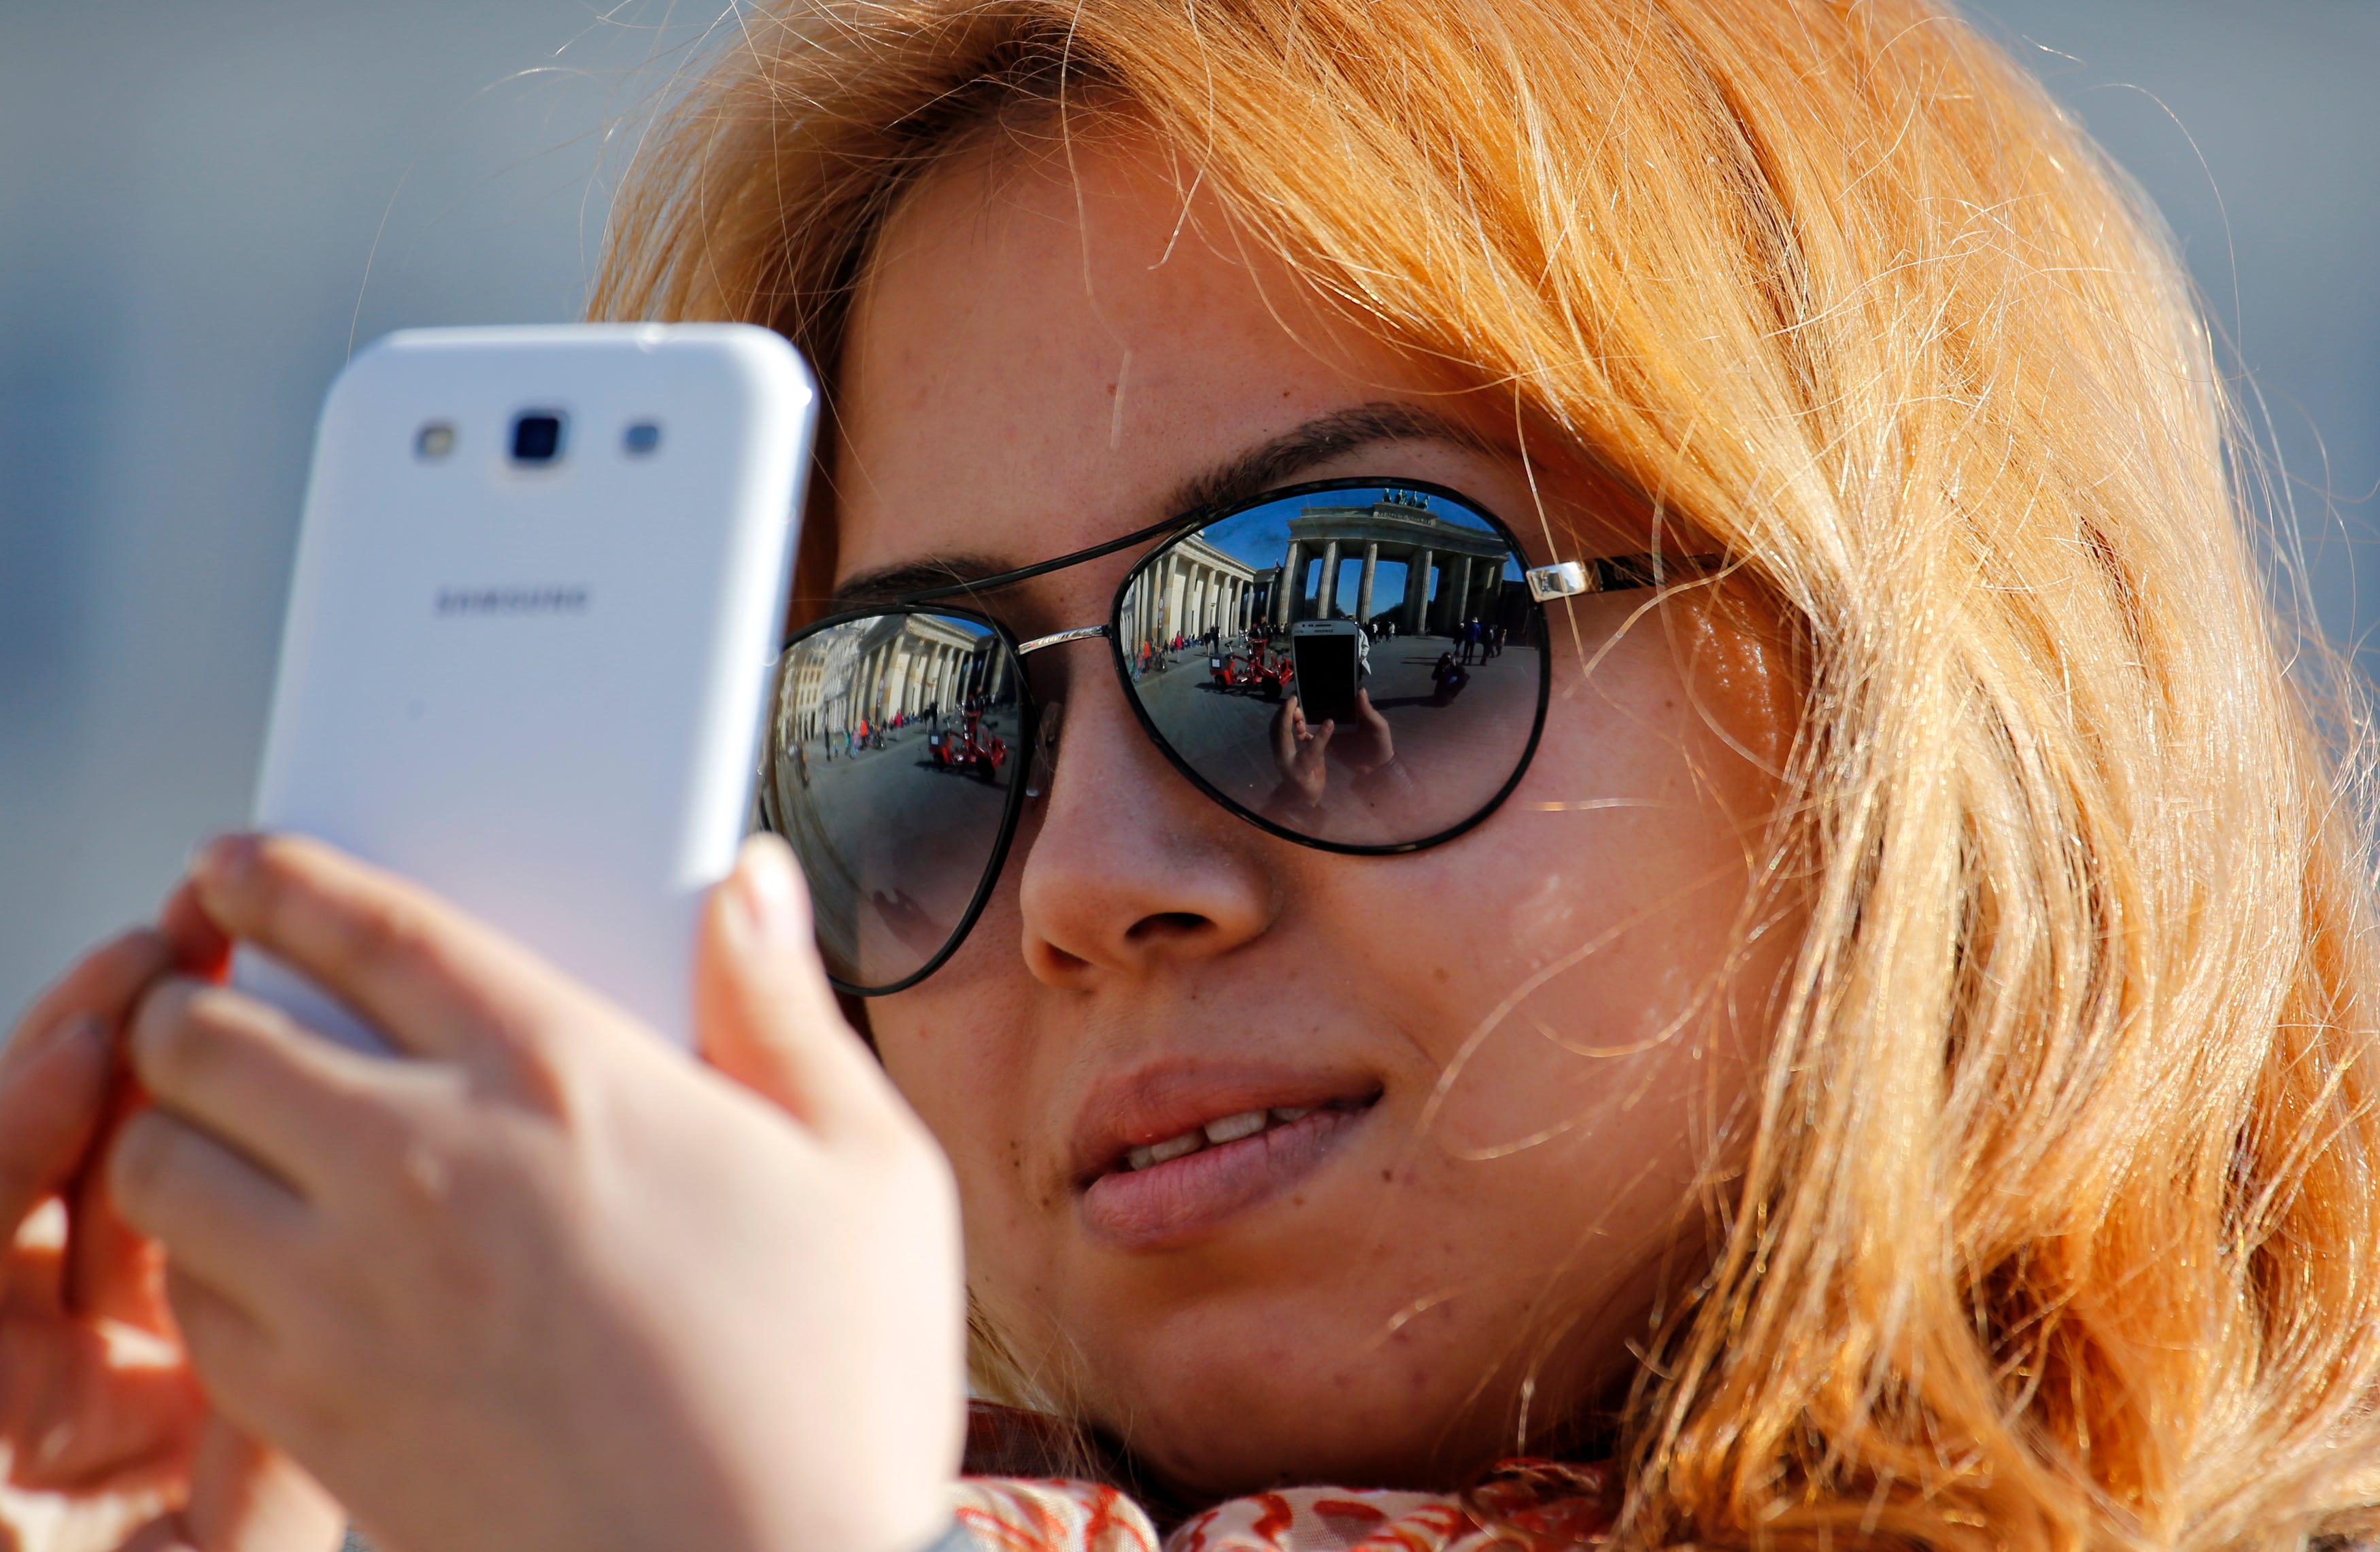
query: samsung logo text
[{"left": 435, "top": 585, "right": 591, "bottom": 617}]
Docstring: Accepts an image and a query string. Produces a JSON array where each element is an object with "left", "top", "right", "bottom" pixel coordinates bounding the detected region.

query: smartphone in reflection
[{"left": 1290, "top": 619, "right": 1363, "bottom": 723}]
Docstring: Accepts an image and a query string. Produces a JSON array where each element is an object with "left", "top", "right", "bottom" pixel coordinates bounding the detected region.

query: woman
[{"left": 6, "top": 1, "right": 2379, "bottom": 1549}]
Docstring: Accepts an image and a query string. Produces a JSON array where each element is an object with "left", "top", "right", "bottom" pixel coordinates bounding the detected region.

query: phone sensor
[{"left": 510, "top": 412, "right": 566, "bottom": 465}]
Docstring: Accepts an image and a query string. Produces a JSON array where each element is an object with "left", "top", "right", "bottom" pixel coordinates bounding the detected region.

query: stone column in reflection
[{"left": 1356, "top": 542, "right": 1378, "bottom": 624}]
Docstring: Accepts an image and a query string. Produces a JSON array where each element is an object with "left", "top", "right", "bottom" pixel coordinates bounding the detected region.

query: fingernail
[
  {"left": 732, "top": 835, "right": 806, "bottom": 949},
  {"left": 190, "top": 833, "right": 259, "bottom": 894},
  {"left": 29, "top": 1012, "right": 102, "bottom": 1060}
]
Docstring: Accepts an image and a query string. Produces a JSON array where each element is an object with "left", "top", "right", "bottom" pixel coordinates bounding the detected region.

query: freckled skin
[{"left": 836, "top": 134, "right": 1797, "bottom": 1500}]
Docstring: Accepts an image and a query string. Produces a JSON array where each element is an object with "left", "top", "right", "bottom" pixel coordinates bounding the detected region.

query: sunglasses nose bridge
[
  {"left": 1014, "top": 622, "right": 1112, "bottom": 657},
  {"left": 1025, "top": 699, "right": 1064, "bottom": 798},
  {"left": 1013, "top": 623, "right": 1117, "bottom": 799}
]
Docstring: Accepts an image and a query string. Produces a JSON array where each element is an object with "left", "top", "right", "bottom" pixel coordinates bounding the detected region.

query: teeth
[
  {"left": 1204, "top": 1110, "right": 1269, "bottom": 1145},
  {"left": 1117, "top": 1101, "right": 1342, "bottom": 1173},
  {"left": 1123, "top": 1131, "right": 1208, "bottom": 1172},
  {"left": 1149, "top": 1131, "right": 1205, "bottom": 1163}
]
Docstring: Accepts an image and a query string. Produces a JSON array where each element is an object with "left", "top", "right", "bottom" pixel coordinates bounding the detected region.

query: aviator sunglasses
[{"left": 757, "top": 477, "right": 1710, "bottom": 995}]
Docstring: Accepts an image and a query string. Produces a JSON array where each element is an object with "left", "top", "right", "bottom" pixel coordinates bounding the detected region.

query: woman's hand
[
  {"left": 1270, "top": 693, "right": 1332, "bottom": 807},
  {"left": 1269, "top": 689, "right": 1397, "bottom": 810},
  {"left": 0, "top": 912, "right": 343, "bottom": 1552},
  {"left": 108, "top": 833, "right": 966, "bottom": 1552},
  {"left": 1333, "top": 689, "right": 1396, "bottom": 776}
]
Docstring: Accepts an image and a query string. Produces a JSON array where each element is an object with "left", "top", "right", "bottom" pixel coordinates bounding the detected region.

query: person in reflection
[{"left": 1429, "top": 651, "right": 1470, "bottom": 706}]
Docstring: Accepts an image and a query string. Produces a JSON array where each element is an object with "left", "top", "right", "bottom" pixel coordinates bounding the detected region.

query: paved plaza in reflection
[{"left": 1134, "top": 630, "right": 1531, "bottom": 791}]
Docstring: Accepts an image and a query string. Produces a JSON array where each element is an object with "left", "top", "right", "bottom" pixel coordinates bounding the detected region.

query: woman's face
[{"left": 835, "top": 133, "right": 1793, "bottom": 1498}]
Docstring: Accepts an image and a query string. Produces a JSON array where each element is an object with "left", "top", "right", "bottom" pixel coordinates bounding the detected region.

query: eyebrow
[{"left": 828, "top": 402, "right": 1499, "bottom": 613}]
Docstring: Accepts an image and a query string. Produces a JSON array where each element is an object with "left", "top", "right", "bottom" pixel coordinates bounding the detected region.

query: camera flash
[
  {"left": 623, "top": 421, "right": 662, "bottom": 455},
  {"left": 415, "top": 422, "right": 456, "bottom": 460}
]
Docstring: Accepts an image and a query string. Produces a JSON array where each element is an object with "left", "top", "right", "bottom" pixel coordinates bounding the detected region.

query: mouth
[{"left": 1076, "top": 1084, "right": 1382, "bottom": 1249}]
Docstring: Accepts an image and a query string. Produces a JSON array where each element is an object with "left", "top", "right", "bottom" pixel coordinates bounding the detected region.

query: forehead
[{"left": 830, "top": 128, "right": 1440, "bottom": 589}]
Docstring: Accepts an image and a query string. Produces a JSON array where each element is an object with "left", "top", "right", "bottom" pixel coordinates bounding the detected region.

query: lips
[{"left": 1071, "top": 1067, "right": 1382, "bottom": 1249}]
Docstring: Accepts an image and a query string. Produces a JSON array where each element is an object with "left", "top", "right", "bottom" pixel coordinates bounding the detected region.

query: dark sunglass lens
[
  {"left": 760, "top": 612, "right": 1023, "bottom": 990},
  {"left": 1119, "top": 487, "right": 1542, "bottom": 848}
]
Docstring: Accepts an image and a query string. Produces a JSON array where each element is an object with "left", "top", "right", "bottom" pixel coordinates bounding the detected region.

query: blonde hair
[{"left": 592, "top": 3, "right": 2380, "bottom": 1548}]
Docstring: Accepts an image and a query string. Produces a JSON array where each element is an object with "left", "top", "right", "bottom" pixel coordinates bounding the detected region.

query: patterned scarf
[{"left": 954, "top": 1404, "right": 1615, "bottom": 1552}]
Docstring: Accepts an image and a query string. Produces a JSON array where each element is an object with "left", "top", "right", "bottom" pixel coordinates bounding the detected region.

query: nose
[{"left": 1015, "top": 663, "right": 1274, "bottom": 988}]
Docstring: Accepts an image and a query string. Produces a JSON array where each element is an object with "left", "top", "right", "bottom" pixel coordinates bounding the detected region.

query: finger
[
  {"left": 161, "top": 1267, "right": 280, "bottom": 1442},
  {"left": 119, "top": 1520, "right": 202, "bottom": 1552},
  {"left": 183, "top": 1417, "right": 347, "bottom": 1552},
  {"left": 126, "top": 977, "right": 390, "bottom": 1194},
  {"left": 0, "top": 1012, "right": 112, "bottom": 1238},
  {"left": 6, "top": 927, "right": 175, "bottom": 1061},
  {"left": 0, "top": 1313, "right": 203, "bottom": 1491},
  {"left": 107, "top": 1109, "right": 312, "bottom": 1315},
  {"left": 157, "top": 876, "right": 233, "bottom": 984},
  {"left": 696, "top": 833, "right": 889, "bottom": 1133},
  {"left": 6, "top": 930, "right": 216, "bottom": 1321},
  {"left": 67, "top": 1117, "right": 176, "bottom": 1332},
  {"left": 188, "top": 832, "right": 609, "bottom": 1063}
]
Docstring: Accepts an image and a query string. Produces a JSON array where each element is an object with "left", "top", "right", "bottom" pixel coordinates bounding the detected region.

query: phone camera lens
[
  {"left": 623, "top": 421, "right": 661, "bottom": 455},
  {"left": 510, "top": 412, "right": 565, "bottom": 465},
  {"left": 415, "top": 422, "right": 455, "bottom": 460}
]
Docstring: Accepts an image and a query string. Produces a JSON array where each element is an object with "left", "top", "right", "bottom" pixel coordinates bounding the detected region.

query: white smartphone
[
  {"left": 1289, "top": 619, "right": 1365, "bottom": 723},
  {"left": 233, "top": 324, "right": 814, "bottom": 1050}
]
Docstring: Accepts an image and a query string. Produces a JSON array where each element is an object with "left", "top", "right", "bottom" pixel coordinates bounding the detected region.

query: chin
[{"left": 1077, "top": 1315, "right": 1527, "bottom": 1500}]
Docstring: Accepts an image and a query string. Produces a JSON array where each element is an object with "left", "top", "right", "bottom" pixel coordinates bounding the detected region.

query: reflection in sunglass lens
[
  {"left": 759, "top": 610, "right": 1023, "bottom": 992},
  {"left": 1117, "top": 487, "right": 1544, "bottom": 850}
]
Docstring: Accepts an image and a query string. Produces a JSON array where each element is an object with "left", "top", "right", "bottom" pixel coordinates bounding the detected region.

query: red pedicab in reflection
[
  {"left": 1208, "top": 643, "right": 1295, "bottom": 698},
  {"left": 926, "top": 708, "right": 1010, "bottom": 782},
  {"left": 1251, "top": 644, "right": 1295, "bottom": 700}
]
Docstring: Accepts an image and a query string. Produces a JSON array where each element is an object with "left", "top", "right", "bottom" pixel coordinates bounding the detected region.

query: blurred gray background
[{"left": 3, "top": 1, "right": 2377, "bottom": 1019}]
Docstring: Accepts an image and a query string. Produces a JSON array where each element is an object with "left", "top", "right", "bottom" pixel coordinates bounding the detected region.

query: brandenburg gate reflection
[
  {"left": 779, "top": 611, "right": 1010, "bottom": 744},
  {"left": 1121, "top": 531, "right": 1261, "bottom": 657},
  {"left": 1263, "top": 492, "right": 1512, "bottom": 632}
]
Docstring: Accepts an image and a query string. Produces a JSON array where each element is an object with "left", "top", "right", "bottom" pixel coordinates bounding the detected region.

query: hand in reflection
[{"left": 1268, "top": 690, "right": 1397, "bottom": 808}]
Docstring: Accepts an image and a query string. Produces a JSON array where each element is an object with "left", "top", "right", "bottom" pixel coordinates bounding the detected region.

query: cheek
[
  {"left": 872, "top": 986, "right": 1042, "bottom": 1227},
  {"left": 1411, "top": 845, "right": 1742, "bottom": 1176},
  {"left": 1410, "top": 618, "right": 1780, "bottom": 1165}
]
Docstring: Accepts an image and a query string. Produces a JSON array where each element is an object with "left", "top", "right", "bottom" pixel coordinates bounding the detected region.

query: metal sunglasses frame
[{"left": 760, "top": 476, "right": 1705, "bottom": 995}]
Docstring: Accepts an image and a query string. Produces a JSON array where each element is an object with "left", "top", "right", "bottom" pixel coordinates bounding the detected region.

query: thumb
[
  {"left": 181, "top": 1417, "right": 347, "bottom": 1552},
  {"left": 114, "top": 1434, "right": 345, "bottom": 1552},
  {"left": 695, "top": 833, "right": 885, "bottom": 1131}
]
